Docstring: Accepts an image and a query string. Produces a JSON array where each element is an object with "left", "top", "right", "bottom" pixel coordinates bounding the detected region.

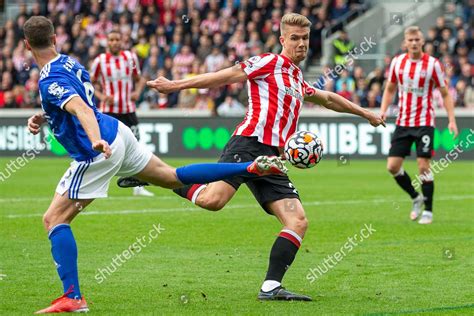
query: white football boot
[
  {"left": 133, "top": 186, "right": 155, "bottom": 197},
  {"left": 410, "top": 193, "right": 424, "bottom": 221},
  {"left": 418, "top": 211, "right": 433, "bottom": 224}
]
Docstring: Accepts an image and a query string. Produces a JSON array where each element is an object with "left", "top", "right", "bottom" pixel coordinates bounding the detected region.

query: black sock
[
  {"left": 172, "top": 184, "right": 193, "bottom": 198},
  {"left": 394, "top": 170, "right": 419, "bottom": 199},
  {"left": 173, "top": 184, "right": 206, "bottom": 202},
  {"left": 264, "top": 231, "right": 301, "bottom": 284},
  {"left": 422, "top": 180, "right": 434, "bottom": 212}
]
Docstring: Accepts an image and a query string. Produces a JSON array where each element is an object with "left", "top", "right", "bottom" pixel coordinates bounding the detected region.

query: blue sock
[
  {"left": 49, "top": 224, "right": 81, "bottom": 299},
  {"left": 176, "top": 162, "right": 252, "bottom": 185}
]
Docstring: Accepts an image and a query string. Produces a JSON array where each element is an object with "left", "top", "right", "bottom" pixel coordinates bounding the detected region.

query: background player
[
  {"left": 147, "top": 13, "right": 385, "bottom": 301},
  {"left": 380, "top": 26, "right": 458, "bottom": 224},
  {"left": 90, "top": 30, "right": 154, "bottom": 196},
  {"left": 24, "top": 16, "right": 286, "bottom": 314}
]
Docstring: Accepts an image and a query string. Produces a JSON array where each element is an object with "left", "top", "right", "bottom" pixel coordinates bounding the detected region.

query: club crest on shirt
[
  {"left": 420, "top": 70, "right": 427, "bottom": 78},
  {"left": 245, "top": 55, "right": 262, "bottom": 68},
  {"left": 48, "top": 82, "right": 69, "bottom": 99}
]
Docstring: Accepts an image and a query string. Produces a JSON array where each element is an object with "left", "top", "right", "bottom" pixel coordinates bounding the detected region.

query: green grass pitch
[{"left": 0, "top": 157, "right": 473, "bottom": 315}]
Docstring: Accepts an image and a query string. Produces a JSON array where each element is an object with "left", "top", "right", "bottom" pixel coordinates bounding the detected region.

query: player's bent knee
[
  {"left": 295, "top": 216, "right": 308, "bottom": 233},
  {"left": 197, "top": 195, "right": 226, "bottom": 211},
  {"left": 42, "top": 212, "right": 60, "bottom": 231},
  {"left": 387, "top": 164, "right": 400, "bottom": 175}
]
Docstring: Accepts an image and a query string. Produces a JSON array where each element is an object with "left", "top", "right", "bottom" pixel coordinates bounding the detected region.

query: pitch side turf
[{"left": 0, "top": 158, "right": 473, "bottom": 315}]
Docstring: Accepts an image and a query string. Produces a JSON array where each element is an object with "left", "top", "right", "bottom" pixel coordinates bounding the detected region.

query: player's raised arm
[
  {"left": 147, "top": 63, "right": 247, "bottom": 94},
  {"left": 63, "top": 96, "right": 112, "bottom": 158},
  {"left": 305, "top": 89, "right": 386, "bottom": 127}
]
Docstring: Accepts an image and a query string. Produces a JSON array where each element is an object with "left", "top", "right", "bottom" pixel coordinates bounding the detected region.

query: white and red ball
[{"left": 284, "top": 131, "right": 323, "bottom": 169}]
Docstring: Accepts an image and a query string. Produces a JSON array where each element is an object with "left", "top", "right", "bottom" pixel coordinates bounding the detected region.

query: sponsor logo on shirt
[
  {"left": 48, "top": 82, "right": 69, "bottom": 99},
  {"left": 285, "top": 86, "right": 303, "bottom": 102}
]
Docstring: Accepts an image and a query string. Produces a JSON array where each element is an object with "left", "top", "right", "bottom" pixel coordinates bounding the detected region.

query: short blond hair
[
  {"left": 280, "top": 13, "right": 312, "bottom": 33},
  {"left": 404, "top": 26, "right": 422, "bottom": 36}
]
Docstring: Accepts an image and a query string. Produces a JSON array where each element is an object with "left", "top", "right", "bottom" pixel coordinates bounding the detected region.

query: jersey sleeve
[
  {"left": 90, "top": 56, "right": 102, "bottom": 82},
  {"left": 240, "top": 53, "right": 276, "bottom": 80},
  {"left": 388, "top": 57, "right": 398, "bottom": 83},
  {"left": 303, "top": 80, "right": 318, "bottom": 97},
  {"left": 40, "top": 77, "right": 80, "bottom": 110},
  {"left": 432, "top": 59, "right": 446, "bottom": 88}
]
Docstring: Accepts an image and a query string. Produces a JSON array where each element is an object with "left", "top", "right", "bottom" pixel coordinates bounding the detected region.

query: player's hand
[
  {"left": 131, "top": 91, "right": 140, "bottom": 101},
  {"left": 92, "top": 140, "right": 112, "bottom": 159},
  {"left": 448, "top": 121, "right": 458, "bottom": 138},
  {"left": 366, "top": 111, "right": 386, "bottom": 127},
  {"left": 380, "top": 110, "right": 387, "bottom": 122},
  {"left": 147, "top": 76, "right": 178, "bottom": 94},
  {"left": 27, "top": 113, "right": 46, "bottom": 135},
  {"left": 103, "top": 95, "right": 114, "bottom": 104}
]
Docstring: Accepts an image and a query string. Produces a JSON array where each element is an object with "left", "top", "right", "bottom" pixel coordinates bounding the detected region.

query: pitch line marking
[{"left": 4, "top": 195, "right": 474, "bottom": 218}]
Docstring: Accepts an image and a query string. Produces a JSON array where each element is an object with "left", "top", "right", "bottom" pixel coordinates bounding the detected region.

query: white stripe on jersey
[
  {"left": 408, "top": 61, "right": 423, "bottom": 126},
  {"left": 255, "top": 79, "right": 270, "bottom": 142},
  {"left": 420, "top": 58, "right": 435, "bottom": 126},
  {"left": 281, "top": 66, "right": 298, "bottom": 143}
]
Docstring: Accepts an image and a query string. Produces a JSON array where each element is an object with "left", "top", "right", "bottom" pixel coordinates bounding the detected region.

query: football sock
[
  {"left": 176, "top": 162, "right": 252, "bottom": 185},
  {"left": 173, "top": 184, "right": 207, "bottom": 203},
  {"left": 49, "top": 224, "right": 81, "bottom": 299},
  {"left": 262, "top": 229, "right": 302, "bottom": 291},
  {"left": 393, "top": 168, "right": 419, "bottom": 199},
  {"left": 261, "top": 280, "right": 281, "bottom": 292},
  {"left": 421, "top": 171, "right": 434, "bottom": 212}
]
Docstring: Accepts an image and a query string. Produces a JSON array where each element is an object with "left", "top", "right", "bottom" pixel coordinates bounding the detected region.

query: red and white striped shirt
[
  {"left": 235, "top": 53, "right": 317, "bottom": 147},
  {"left": 90, "top": 50, "right": 140, "bottom": 114},
  {"left": 388, "top": 53, "right": 446, "bottom": 127}
]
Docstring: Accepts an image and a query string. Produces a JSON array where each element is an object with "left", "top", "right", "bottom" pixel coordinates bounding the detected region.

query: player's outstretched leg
[
  {"left": 387, "top": 157, "right": 423, "bottom": 220},
  {"left": 35, "top": 194, "right": 93, "bottom": 314},
  {"left": 118, "top": 155, "right": 287, "bottom": 189},
  {"left": 417, "top": 158, "right": 434, "bottom": 224},
  {"left": 173, "top": 155, "right": 288, "bottom": 205},
  {"left": 258, "top": 198, "right": 312, "bottom": 301}
]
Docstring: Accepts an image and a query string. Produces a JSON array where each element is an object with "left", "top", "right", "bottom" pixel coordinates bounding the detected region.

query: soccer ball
[{"left": 284, "top": 131, "right": 323, "bottom": 169}]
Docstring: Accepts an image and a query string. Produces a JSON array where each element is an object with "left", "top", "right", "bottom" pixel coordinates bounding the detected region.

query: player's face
[
  {"left": 107, "top": 33, "right": 122, "bottom": 55},
  {"left": 280, "top": 25, "right": 310, "bottom": 64},
  {"left": 404, "top": 32, "right": 424, "bottom": 55}
]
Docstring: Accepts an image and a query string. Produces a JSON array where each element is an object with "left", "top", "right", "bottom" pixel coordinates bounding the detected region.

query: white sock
[{"left": 261, "top": 280, "right": 281, "bottom": 292}]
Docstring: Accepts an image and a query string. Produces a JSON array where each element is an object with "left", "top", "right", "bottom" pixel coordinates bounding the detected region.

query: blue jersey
[{"left": 39, "top": 54, "right": 118, "bottom": 161}]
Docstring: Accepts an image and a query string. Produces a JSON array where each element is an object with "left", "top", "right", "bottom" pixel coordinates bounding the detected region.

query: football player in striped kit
[
  {"left": 381, "top": 26, "right": 458, "bottom": 224},
  {"left": 147, "top": 13, "right": 385, "bottom": 300},
  {"left": 90, "top": 30, "right": 154, "bottom": 196}
]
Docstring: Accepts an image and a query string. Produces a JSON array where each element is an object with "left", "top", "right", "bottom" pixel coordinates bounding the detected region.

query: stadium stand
[{"left": 0, "top": 0, "right": 472, "bottom": 112}]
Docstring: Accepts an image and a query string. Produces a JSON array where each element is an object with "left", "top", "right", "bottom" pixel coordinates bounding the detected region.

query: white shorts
[{"left": 56, "top": 122, "right": 153, "bottom": 199}]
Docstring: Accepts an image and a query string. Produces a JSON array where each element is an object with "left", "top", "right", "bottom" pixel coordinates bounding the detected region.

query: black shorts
[
  {"left": 218, "top": 136, "right": 300, "bottom": 214},
  {"left": 105, "top": 112, "right": 140, "bottom": 140},
  {"left": 389, "top": 126, "right": 434, "bottom": 158}
]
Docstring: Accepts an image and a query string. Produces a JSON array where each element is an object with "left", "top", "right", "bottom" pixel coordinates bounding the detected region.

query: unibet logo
[{"left": 182, "top": 127, "right": 231, "bottom": 150}]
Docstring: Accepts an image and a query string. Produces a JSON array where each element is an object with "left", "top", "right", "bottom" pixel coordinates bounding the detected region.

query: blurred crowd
[
  {"left": 0, "top": 0, "right": 472, "bottom": 113},
  {"left": 0, "top": 0, "right": 363, "bottom": 113},
  {"left": 319, "top": 13, "right": 474, "bottom": 109}
]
